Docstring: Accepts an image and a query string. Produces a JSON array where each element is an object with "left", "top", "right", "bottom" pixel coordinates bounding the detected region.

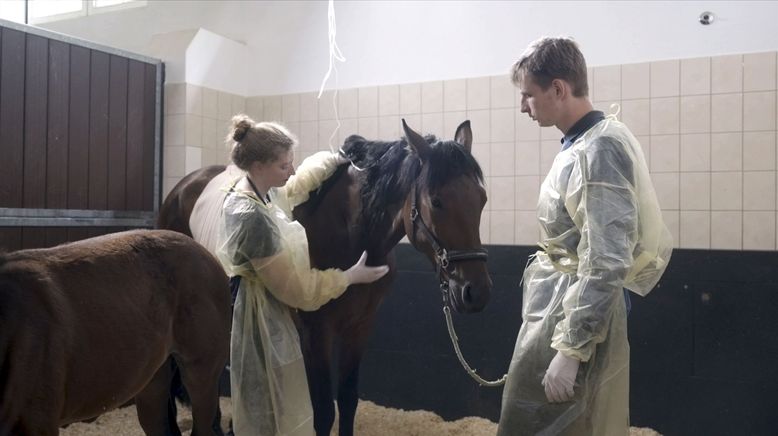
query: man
[{"left": 497, "top": 36, "right": 673, "bottom": 435}]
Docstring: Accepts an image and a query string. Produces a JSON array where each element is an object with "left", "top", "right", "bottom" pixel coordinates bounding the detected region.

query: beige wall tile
[
  {"left": 164, "top": 114, "right": 185, "bottom": 147},
  {"left": 712, "top": 54, "right": 743, "bottom": 94},
  {"left": 636, "top": 135, "right": 650, "bottom": 165},
  {"left": 516, "top": 211, "right": 540, "bottom": 245},
  {"left": 541, "top": 126, "right": 559, "bottom": 141},
  {"left": 200, "top": 147, "right": 216, "bottom": 168},
  {"left": 378, "top": 116, "right": 400, "bottom": 140},
  {"left": 491, "top": 142, "right": 515, "bottom": 176},
  {"left": 516, "top": 140, "right": 540, "bottom": 176},
  {"left": 335, "top": 118, "right": 358, "bottom": 147},
  {"left": 515, "top": 110, "right": 540, "bottom": 141},
  {"left": 711, "top": 211, "right": 742, "bottom": 249},
  {"left": 680, "top": 172, "right": 710, "bottom": 210},
  {"left": 652, "top": 172, "right": 680, "bottom": 209},
  {"left": 681, "top": 57, "right": 711, "bottom": 95},
  {"left": 650, "top": 97, "right": 680, "bottom": 135},
  {"left": 516, "top": 175, "right": 540, "bottom": 210},
  {"left": 201, "top": 117, "right": 217, "bottom": 149},
  {"left": 400, "top": 83, "right": 421, "bottom": 115},
  {"left": 743, "top": 171, "right": 776, "bottom": 210},
  {"left": 680, "top": 95, "right": 711, "bottom": 134},
  {"left": 490, "top": 210, "right": 515, "bottom": 245},
  {"left": 743, "top": 52, "right": 777, "bottom": 92},
  {"left": 162, "top": 176, "right": 181, "bottom": 199},
  {"left": 164, "top": 83, "right": 185, "bottom": 115},
  {"left": 621, "top": 99, "right": 650, "bottom": 136},
  {"left": 711, "top": 172, "right": 743, "bottom": 210},
  {"left": 185, "top": 145, "right": 202, "bottom": 173},
  {"left": 402, "top": 114, "right": 422, "bottom": 137},
  {"left": 202, "top": 87, "right": 218, "bottom": 119},
  {"left": 743, "top": 131, "right": 776, "bottom": 171},
  {"left": 471, "top": 142, "right": 490, "bottom": 176},
  {"left": 650, "top": 134, "right": 680, "bottom": 172},
  {"left": 651, "top": 60, "right": 680, "bottom": 97},
  {"left": 479, "top": 210, "right": 490, "bottom": 244},
  {"left": 711, "top": 93, "right": 743, "bottom": 132},
  {"left": 464, "top": 110, "right": 489, "bottom": 143},
  {"left": 421, "top": 81, "right": 443, "bottom": 113},
  {"left": 586, "top": 67, "right": 595, "bottom": 102},
  {"left": 421, "top": 112, "right": 443, "bottom": 137},
  {"left": 379, "top": 85, "right": 400, "bottom": 116},
  {"left": 621, "top": 62, "right": 649, "bottom": 100},
  {"left": 491, "top": 75, "right": 516, "bottom": 109},
  {"left": 299, "top": 92, "right": 318, "bottom": 121},
  {"left": 662, "top": 209, "right": 680, "bottom": 248},
  {"left": 711, "top": 132, "right": 743, "bottom": 171},
  {"left": 443, "top": 110, "right": 467, "bottom": 140},
  {"left": 263, "top": 95, "right": 282, "bottom": 121},
  {"left": 185, "top": 84, "right": 202, "bottom": 116},
  {"left": 540, "top": 140, "right": 559, "bottom": 175},
  {"left": 489, "top": 177, "right": 515, "bottom": 210},
  {"left": 218, "top": 91, "right": 235, "bottom": 121},
  {"left": 743, "top": 211, "right": 776, "bottom": 250},
  {"left": 163, "top": 145, "right": 186, "bottom": 178},
  {"left": 444, "top": 79, "right": 467, "bottom": 112},
  {"left": 593, "top": 65, "right": 621, "bottom": 102},
  {"left": 743, "top": 91, "right": 776, "bottom": 131},
  {"left": 467, "top": 77, "right": 490, "bottom": 110},
  {"left": 318, "top": 119, "right": 338, "bottom": 150},
  {"left": 232, "top": 95, "right": 245, "bottom": 117},
  {"left": 491, "top": 108, "right": 515, "bottom": 143},
  {"left": 336, "top": 88, "right": 359, "bottom": 119},
  {"left": 282, "top": 94, "right": 301, "bottom": 122},
  {"left": 356, "top": 117, "right": 377, "bottom": 139},
  {"left": 358, "top": 86, "right": 378, "bottom": 118},
  {"left": 680, "top": 134, "right": 710, "bottom": 172},
  {"left": 298, "top": 120, "right": 318, "bottom": 150},
  {"left": 245, "top": 97, "right": 263, "bottom": 121},
  {"left": 317, "top": 91, "right": 336, "bottom": 120},
  {"left": 680, "top": 210, "right": 710, "bottom": 249}
]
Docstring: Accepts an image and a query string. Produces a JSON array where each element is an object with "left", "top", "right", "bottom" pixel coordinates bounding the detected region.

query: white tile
[
  {"left": 743, "top": 211, "right": 776, "bottom": 250},
  {"left": 263, "top": 95, "right": 282, "bottom": 121},
  {"left": 318, "top": 119, "right": 338, "bottom": 150},
  {"left": 464, "top": 110, "right": 489, "bottom": 144},
  {"left": 421, "top": 113, "right": 444, "bottom": 137},
  {"left": 491, "top": 141, "right": 515, "bottom": 176},
  {"left": 743, "top": 171, "right": 776, "bottom": 210},
  {"left": 680, "top": 95, "right": 711, "bottom": 134},
  {"left": 300, "top": 92, "right": 319, "bottom": 121},
  {"left": 621, "top": 62, "right": 649, "bottom": 100},
  {"left": 681, "top": 57, "right": 711, "bottom": 96},
  {"left": 185, "top": 146, "right": 202, "bottom": 173},
  {"left": 245, "top": 97, "right": 263, "bottom": 121},
  {"left": 401, "top": 114, "right": 422, "bottom": 138},
  {"left": 636, "top": 135, "right": 650, "bottom": 166},
  {"left": 540, "top": 140, "right": 559, "bottom": 175},
  {"left": 378, "top": 85, "right": 400, "bottom": 116},
  {"left": 232, "top": 95, "right": 245, "bottom": 117},
  {"left": 650, "top": 60, "right": 680, "bottom": 97},
  {"left": 444, "top": 78, "right": 467, "bottom": 112},
  {"left": 743, "top": 52, "right": 777, "bottom": 92},
  {"left": 651, "top": 172, "right": 680, "bottom": 210},
  {"left": 650, "top": 135, "right": 680, "bottom": 173},
  {"left": 490, "top": 210, "right": 515, "bottom": 245},
  {"left": 201, "top": 87, "right": 218, "bottom": 119},
  {"left": 164, "top": 83, "right": 185, "bottom": 115},
  {"left": 516, "top": 140, "right": 540, "bottom": 176},
  {"left": 621, "top": 99, "right": 650, "bottom": 136},
  {"left": 421, "top": 81, "right": 443, "bottom": 114},
  {"left": 298, "top": 120, "right": 318, "bottom": 150},
  {"left": 650, "top": 97, "right": 680, "bottom": 135},
  {"left": 491, "top": 75, "right": 516, "bottom": 109},
  {"left": 467, "top": 76, "right": 490, "bottom": 110},
  {"left": 711, "top": 211, "right": 742, "bottom": 249},
  {"left": 515, "top": 175, "right": 540, "bottom": 210},
  {"left": 218, "top": 91, "right": 235, "bottom": 121},
  {"left": 743, "top": 91, "right": 776, "bottom": 131},
  {"left": 661, "top": 209, "right": 680, "bottom": 248},
  {"left": 358, "top": 86, "right": 378, "bottom": 118},
  {"left": 680, "top": 134, "right": 710, "bottom": 172},
  {"left": 471, "top": 141, "right": 491, "bottom": 176},
  {"left": 711, "top": 93, "right": 743, "bottom": 133},
  {"left": 378, "top": 116, "right": 400, "bottom": 140},
  {"left": 489, "top": 177, "right": 515, "bottom": 210},
  {"left": 712, "top": 54, "right": 743, "bottom": 94},
  {"left": 491, "top": 108, "right": 515, "bottom": 143},
  {"left": 336, "top": 118, "right": 359, "bottom": 148},
  {"left": 743, "top": 131, "right": 776, "bottom": 171},
  {"left": 680, "top": 172, "right": 710, "bottom": 210},
  {"left": 357, "top": 117, "right": 378, "bottom": 140},
  {"left": 400, "top": 83, "right": 421, "bottom": 115},
  {"left": 200, "top": 117, "right": 217, "bottom": 150},
  {"left": 680, "top": 211, "right": 710, "bottom": 249},
  {"left": 515, "top": 109, "right": 540, "bottom": 141},
  {"left": 162, "top": 176, "right": 181, "bottom": 199},
  {"left": 479, "top": 210, "right": 490, "bottom": 244},
  {"left": 443, "top": 111, "right": 467, "bottom": 140},
  {"left": 282, "top": 94, "right": 301, "bottom": 123},
  {"left": 163, "top": 145, "right": 186, "bottom": 178},
  {"left": 164, "top": 114, "right": 185, "bottom": 147},
  {"left": 318, "top": 91, "right": 337, "bottom": 120},
  {"left": 337, "top": 88, "right": 359, "bottom": 119},
  {"left": 711, "top": 172, "right": 743, "bottom": 210},
  {"left": 515, "top": 211, "right": 540, "bottom": 245},
  {"left": 711, "top": 133, "right": 743, "bottom": 171},
  {"left": 541, "top": 126, "right": 560, "bottom": 141},
  {"left": 593, "top": 65, "right": 621, "bottom": 102}
]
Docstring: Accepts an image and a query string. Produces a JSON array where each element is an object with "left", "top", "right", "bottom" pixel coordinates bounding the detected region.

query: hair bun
[{"left": 230, "top": 114, "right": 254, "bottom": 142}]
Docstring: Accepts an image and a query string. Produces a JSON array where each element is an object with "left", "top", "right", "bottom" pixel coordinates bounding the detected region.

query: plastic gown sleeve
[
  {"left": 275, "top": 151, "right": 344, "bottom": 215},
  {"left": 552, "top": 137, "right": 639, "bottom": 362}
]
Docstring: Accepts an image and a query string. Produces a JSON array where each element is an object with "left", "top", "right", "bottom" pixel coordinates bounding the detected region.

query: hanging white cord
[{"left": 317, "top": 0, "right": 346, "bottom": 153}]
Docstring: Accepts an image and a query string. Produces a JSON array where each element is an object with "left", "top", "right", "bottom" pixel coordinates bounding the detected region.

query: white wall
[
  {"left": 185, "top": 28, "right": 250, "bottom": 95},
  {"left": 37, "top": 1, "right": 778, "bottom": 96}
]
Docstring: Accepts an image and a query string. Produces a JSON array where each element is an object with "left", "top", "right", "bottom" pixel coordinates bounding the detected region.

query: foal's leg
[
  {"left": 177, "top": 354, "right": 224, "bottom": 436},
  {"left": 300, "top": 322, "right": 336, "bottom": 436},
  {"left": 336, "top": 320, "right": 374, "bottom": 436},
  {"left": 136, "top": 358, "right": 181, "bottom": 436}
]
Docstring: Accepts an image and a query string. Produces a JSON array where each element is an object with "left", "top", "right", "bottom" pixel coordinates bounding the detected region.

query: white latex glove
[
  {"left": 542, "top": 350, "right": 580, "bottom": 403},
  {"left": 336, "top": 150, "right": 351, "bottom": 165},
  {"left": 344, "top": 251, "right": 389, "bottom": 285}
]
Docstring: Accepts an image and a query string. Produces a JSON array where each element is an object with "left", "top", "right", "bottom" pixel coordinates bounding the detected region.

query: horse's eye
[{"left": 431, "top": 198, "right": 443, "bottom": 209}]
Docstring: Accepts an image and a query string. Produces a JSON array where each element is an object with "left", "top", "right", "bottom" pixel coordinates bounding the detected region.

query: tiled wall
[{"left": 162, "top": 51, "right": 778, "bottom": 251}]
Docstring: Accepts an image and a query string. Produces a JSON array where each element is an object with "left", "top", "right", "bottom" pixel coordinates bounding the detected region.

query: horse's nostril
[{"left": 462, "top": 282, "right": 473, "bottom": 304}]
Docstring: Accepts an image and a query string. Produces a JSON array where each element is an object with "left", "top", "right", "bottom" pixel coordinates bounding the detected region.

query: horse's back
[
  {"left": 0, "top": 229, "right": 231, "bottom": 429},
  {"left": 158, "top": 165, "right": 227, "bottom": 236}
]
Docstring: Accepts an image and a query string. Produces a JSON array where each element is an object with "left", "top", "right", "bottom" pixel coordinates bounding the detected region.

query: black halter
[{"left": 407, "top": 183, "right": 488, "bottom": 308}]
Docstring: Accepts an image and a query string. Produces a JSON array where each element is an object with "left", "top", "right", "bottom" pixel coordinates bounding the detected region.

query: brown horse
[
  {"left": 0, "top": 229, "right": 230, "bottom": 436},
  {"left": 158, "top": 120, "right": 492, "bottom": 436}
]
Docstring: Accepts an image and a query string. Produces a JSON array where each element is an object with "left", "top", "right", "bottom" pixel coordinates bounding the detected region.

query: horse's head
[{"left": 400, "top": 120, "right": 492, "bottom": 314}]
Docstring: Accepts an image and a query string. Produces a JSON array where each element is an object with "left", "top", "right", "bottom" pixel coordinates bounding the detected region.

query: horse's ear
[
  {"left": 454, "top": 120, "right": 473, "bottom": 153},
  {"left": 402, "top": 118, "right": 431, "bottom": 161}
]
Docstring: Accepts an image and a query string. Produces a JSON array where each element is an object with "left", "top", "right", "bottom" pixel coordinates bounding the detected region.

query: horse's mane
[{"left": 341, "top": 133, "right": 484, "bottom": 237}]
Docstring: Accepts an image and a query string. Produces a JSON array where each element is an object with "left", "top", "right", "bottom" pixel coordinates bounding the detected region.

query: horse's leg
[
  {"left": 177, "top": 354, "right": 224, "bottom": 436},
  {"left": 136, "top": 357, "right": 181, "bottom": 436},
  {"left": 335, "top": 317, "right": 375, "bottom": 436},
  {"left": 301, "top": 320, "right": 336, "bottom": 436}
]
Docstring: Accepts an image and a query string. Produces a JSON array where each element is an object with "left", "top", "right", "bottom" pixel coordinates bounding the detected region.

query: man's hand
[{"left": 542, "top": 351, "right": 580, "bottom": 403}]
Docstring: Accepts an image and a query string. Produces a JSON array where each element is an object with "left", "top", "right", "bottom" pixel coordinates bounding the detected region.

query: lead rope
[{"left": 443, "top": 305, "right": 507, "bottom": 387}]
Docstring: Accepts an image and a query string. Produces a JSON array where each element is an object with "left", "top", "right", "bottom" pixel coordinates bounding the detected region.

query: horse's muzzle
[{"left": 448, "top": 277, "right": 491, "bottom": 313}]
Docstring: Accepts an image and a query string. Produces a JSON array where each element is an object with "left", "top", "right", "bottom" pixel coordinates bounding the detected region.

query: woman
[{"left": 217, "top": 115, "right": 388, "bottom": 436}]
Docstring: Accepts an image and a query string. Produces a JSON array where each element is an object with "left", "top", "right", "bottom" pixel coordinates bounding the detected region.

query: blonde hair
[
  {"left": 226, "top": 114, "right": 298, "bottom": 171},
  {"left": 510, "top": 36, "right": 589, "bottom": 97}
]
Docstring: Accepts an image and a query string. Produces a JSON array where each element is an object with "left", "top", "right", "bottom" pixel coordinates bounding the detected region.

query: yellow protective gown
[
  {"left": 497, "top": 116, "right": 673, "bottom": 436},
  {"left": 215, "top": 151, "right": 349, "bottom": 436}
]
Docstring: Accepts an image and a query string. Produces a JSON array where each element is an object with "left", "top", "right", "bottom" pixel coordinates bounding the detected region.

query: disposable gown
[
  {"left": 215, "top": 151, "right": 349, "bottom": 436},
  {"left": 497, "top": 116, "right": 672, "bottom": 436}
]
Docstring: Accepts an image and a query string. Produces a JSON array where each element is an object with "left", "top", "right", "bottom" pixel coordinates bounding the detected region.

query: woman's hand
[{"left": 344, "top": 251, "right": 389, "bottom": 285}]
